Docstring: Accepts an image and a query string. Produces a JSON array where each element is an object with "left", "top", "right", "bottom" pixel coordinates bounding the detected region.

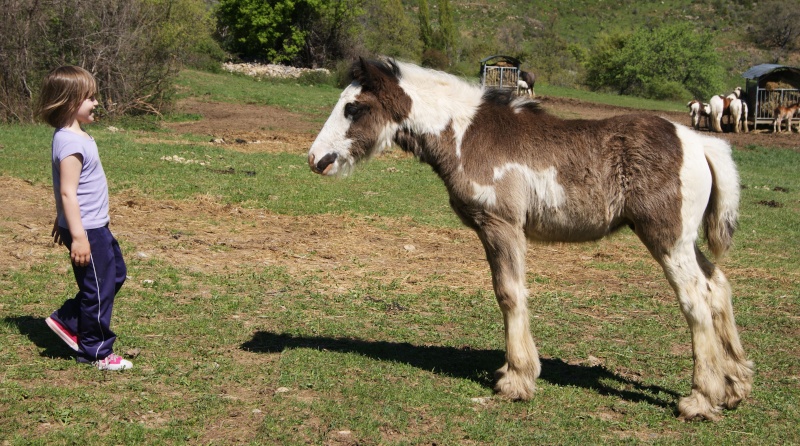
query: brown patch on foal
[
  {"left": 456, "top": 95, "right": 684, "bottom": 251},
  {"left": 346, "top": 60, "right": 413, "bottom": 159}
]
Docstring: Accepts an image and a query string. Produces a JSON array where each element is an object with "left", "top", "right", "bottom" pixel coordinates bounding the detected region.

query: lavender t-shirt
[{"left": 51, "top": 129, "right": 109, "bottom": 230}]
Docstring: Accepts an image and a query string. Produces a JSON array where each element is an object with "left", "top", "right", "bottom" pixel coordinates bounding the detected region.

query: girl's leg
[{"left": 60, "top": 226, "right": 120, "bottom": 362}]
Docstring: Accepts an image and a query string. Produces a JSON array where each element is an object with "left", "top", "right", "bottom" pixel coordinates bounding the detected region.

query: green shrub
[
  {"left": 643, "top": 79, "right": 692, "bottom": 101},
  {"left": 585, "top": 23, "right": 724, "bottom": 100}
]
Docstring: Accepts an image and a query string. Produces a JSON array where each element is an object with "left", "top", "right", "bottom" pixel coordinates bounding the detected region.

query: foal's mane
[
  {"left": 350, "top": 57, "right": 544, "bottom": 116},
  {"left": 482, "top": 88, "right": 544, "bottom": 114}
]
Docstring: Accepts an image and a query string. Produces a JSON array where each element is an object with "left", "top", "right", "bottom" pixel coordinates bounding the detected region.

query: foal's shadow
[
  {"left": 241, "top": 331, "right": 680, "bottom": 408},
  {"left": 3, "top": 316, "right": 75, "bottom": 359}
]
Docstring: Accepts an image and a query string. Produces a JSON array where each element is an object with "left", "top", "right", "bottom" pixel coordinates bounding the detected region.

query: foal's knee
[{"left": 493, "top": 281, "right": 528, "bottom": 312}]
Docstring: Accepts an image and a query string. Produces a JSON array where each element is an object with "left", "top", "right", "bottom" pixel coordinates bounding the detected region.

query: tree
[
  {"left": 585, "top": 23, "right": 724, "bottom": 100},
  {"left": 302, "top": 0, "right": 365, "bottom": 67},
  {"left": 361, "top": 0, "right": 421, "bottom": 60},
  {"left": 749, "top": 1, "right": 800, "bottom": 62},
  {"left": 215, "top": 0, "right": 363, "bottom": 67},
  {"left": 527, "top": 14, "right": 576, "bottom": 86},
  {"left": 418, "top": 0, "right": 433, "bottom": 50},
  {"left": 436, "top": 0, "right": 456, "bottom": 61},
  {"left": 216, "top": 0, "right": 316, "bottom": 63},
  {"left": 0, "top": 0, "right": 218, "bottom": 122}
]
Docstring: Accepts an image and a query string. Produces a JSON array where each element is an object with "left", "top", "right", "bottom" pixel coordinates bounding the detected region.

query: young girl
[{"left": 37, "top": 66, "right": 132, "bottom": 371}]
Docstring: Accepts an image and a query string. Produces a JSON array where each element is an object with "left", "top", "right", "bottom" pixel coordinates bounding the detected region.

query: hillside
[{"left": 419, "top": 0, "right": 798, "bottom": 90}]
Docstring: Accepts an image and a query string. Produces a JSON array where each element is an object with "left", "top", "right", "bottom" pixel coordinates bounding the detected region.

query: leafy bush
[
  {"left": 421, "top": 49, "right": 450, "bottom": 70},
  {"left": 215, "top": 0, "right": 364, "bottom": 67},
  {"left": 585, "top": 23, "right": 724, "bottom": 100},
  {"left": 643, "top": 79, "right": 692, "bottom": 101}
]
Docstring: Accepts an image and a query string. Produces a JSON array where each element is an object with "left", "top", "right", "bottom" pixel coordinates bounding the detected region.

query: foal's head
[{"left": 308, "top": 58, "right": 411, "bottom": 176}]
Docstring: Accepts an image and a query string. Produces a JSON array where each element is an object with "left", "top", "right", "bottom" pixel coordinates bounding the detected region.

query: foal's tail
[{"left": 702, "top": 135, "right": 740, "bottom": 259}]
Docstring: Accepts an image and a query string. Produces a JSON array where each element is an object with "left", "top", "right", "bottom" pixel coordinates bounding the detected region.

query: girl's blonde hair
[{"left": 36, "top": 66, "right": 97, "bottom": 129}]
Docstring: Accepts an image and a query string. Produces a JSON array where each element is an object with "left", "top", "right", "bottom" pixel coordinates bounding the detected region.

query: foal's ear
[{"left": 351, "top": 57, "right": 393, "bottom": 93}]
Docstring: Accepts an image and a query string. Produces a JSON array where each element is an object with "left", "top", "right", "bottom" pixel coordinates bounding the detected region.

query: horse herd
[{"left": 688, "top": 87, "right": 800, "bottom": 133}]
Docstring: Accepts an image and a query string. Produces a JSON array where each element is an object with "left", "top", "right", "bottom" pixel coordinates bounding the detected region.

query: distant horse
[
  {"left": 516, "top": 79, "right": 531, "bottom": 97},
  {"left": 519, "top": 70, "right": 536, "bottom": 97},
  {"left": 773, "top": 103, "right": 800, "bottom": 133},
  {"left": 709, "top": 88, "right": 745, "bottom": 133},
  {"left": 687, "top": 99, "right": 710, "bottom": 130},
  {"left": 307, "top": 58, "right": 753, "bottom": 421},
  {"left": 729, "top": 98, "right": 749, "bottom": 133},
  {"left": 709, "top": 95, "right": 734, "bottom": 132}
]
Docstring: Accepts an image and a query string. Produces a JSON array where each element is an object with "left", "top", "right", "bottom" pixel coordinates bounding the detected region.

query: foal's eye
[{"left": 344, "top": 102, "right": 366, "bottom": 121}]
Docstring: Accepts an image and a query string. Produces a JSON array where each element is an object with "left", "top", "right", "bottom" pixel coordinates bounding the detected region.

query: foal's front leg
[{"left": 478, "top": 222, "right": 540, "bottom": 400}]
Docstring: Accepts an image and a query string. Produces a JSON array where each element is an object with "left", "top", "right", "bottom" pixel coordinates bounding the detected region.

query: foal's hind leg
[
  {"left": 659, "top": 242, "right": 753, "bottom": 420},
  {"left": 477, "top": 222, "right": 540, "bottom": 400}
]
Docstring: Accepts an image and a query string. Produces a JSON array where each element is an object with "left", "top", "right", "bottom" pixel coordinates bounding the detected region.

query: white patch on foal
[
  {"left": 396, "top": 62, "right": 482, "bottom": 159},
  {"left": 471, "top": 163, "right": 566, "bottom": 209},
  {"left": 307, "top": 85, "right": 362, "bottom": 176}
]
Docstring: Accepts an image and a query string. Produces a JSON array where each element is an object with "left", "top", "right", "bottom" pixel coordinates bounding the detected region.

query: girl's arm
[{"left": 59, "top": 154, "right": 91, "bottom": 267}]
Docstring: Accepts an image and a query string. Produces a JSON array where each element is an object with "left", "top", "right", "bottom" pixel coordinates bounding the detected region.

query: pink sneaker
[
  {"left": 45, "top": 316, "right": 79, "bottom": 352},
  {"left": 93, "top": 354, "right": 133, "bottom": 371}
]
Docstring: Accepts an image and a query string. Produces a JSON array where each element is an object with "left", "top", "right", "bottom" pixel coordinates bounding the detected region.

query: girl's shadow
[{"left": 3, "top": 315, "right": 75, "bottom": 359}]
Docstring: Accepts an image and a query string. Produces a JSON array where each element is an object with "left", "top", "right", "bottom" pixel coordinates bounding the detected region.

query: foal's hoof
[
  {"left": 494, "top": 365, "right": 536, "bottom": 401},
  {"left": 677, "top": 392, "right": 722, "bottom": 422},
  {"left": 723, "top": 360, "right": 754, "bottom": 409}
]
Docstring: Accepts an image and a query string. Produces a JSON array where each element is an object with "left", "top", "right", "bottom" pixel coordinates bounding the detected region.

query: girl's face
[{"left": 75, "top": 95, "right": 99, "bottom": 125}]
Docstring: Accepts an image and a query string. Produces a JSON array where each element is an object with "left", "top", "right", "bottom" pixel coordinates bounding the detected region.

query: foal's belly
[
  {"left": 523, "top": 222, "right": 610, "bottom": 243},
  {"left": 522, "top": 204, "right": 628, "bottom": 243}
]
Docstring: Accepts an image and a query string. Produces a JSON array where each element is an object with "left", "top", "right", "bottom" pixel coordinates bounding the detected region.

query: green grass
[
  {"left": 173, "top": 69, "right": 343, "bottom": 118},
  {"left": 1, "top": 70, "right": 798, "bottom": 445},
  {"left": 538, "top": 85, "right": 688, "bottom": 113}
]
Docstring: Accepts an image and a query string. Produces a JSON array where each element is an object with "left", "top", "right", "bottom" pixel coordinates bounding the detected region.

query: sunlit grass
[{"left": 1, "top": 68, "right": 798, "bottom": 445}]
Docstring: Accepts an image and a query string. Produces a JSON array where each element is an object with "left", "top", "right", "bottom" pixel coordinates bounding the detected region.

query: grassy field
[{"left": 1, "top": 71, "right": 798, "bottom": 444}]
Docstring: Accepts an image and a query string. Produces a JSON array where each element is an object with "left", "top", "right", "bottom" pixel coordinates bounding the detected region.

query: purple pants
[{"left": 50, "top": 225, "right": 126, "bottom": 362}]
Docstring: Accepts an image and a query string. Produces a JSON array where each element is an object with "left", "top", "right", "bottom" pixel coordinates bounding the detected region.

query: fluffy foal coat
[{"left": 307, "top": 59, "right": 753, "bottom": 421}]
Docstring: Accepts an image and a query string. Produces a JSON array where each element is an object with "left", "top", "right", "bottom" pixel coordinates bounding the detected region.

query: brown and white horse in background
[
  {"left": 709, "top": 88, "right": 748, "bottom": 133},
  {"left": 307, "top": 59, "right": 753, "bottom": 421},
  {"left": 772, "top": 103, "right": 800, "bottom": 133},
  {"left": 518, "top": 70, "right": 536, "bottom": 97},
  {"left": 687, "top": 99, "right": 710, "bottom": 130}
]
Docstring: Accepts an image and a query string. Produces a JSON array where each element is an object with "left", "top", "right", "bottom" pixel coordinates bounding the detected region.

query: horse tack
[{"left": 308, "top": 58, "right": 753, "bottom": 421}]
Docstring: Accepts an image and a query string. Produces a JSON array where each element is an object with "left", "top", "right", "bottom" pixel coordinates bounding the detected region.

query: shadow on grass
[
  {"left": 3, "top": 316, "right": 75, "bottom": 360},
  {"left": 242, "top": 331, "right": 680, "bottom": 409}
]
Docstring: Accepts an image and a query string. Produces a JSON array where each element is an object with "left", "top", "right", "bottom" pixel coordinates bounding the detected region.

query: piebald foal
[{"left": 307, "top": 59, "right": 753, "bottom": 421}]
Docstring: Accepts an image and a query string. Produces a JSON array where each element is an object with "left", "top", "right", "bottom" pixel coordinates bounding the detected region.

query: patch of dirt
[
  {"left": 162, "top": 98, "right": 317, "bottom": 154},
  {"left": 0, "top": 177, "right": 667, "bottom": 302}
]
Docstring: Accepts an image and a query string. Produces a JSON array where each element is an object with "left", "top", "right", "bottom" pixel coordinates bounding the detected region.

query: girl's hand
[
  {"left": 51, "top": 218, "right": 63, "bottom": 245},
  {"left": 70, "top": 236, "right": 91, "bottom": 267}
]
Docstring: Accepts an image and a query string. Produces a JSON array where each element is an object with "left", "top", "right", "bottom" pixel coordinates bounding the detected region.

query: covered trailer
[
  {"left": 480, "top": 55, "right": 520, "bottom": 90},
  {"left": 742, "top": 64, "right": 800, "bottom": 128}
]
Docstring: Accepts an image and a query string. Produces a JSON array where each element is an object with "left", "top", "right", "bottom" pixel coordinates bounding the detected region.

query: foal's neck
[{"left": 393, "top": 75, "right": 483, "bottom": 175}]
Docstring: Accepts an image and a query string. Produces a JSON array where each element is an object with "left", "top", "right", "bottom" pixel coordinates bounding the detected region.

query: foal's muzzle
[{"left": 308, "top": 152, "right": 338, "bottom": 175}]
